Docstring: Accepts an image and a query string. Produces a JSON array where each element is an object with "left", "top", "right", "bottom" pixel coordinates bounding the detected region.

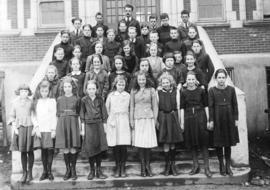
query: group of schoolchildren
[{"left": 9, "top": 4, "right": 240, "bottom": 184}]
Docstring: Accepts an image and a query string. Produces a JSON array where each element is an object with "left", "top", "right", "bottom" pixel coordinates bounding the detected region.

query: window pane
[
  {"left": 264, "top": 0, "right": 270, "bottom": 17},
  {"left": 198, "top": 0, "right": 223, "bottom": 20},
  {"left": 40, "top": 1, "right": 64, "bottom": 25}
]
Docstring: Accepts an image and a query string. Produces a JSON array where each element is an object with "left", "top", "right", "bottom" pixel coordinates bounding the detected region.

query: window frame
[
  {"left": 102, "top": 0, "right": 160, "bottom": 29},
  {"left": 37, "top": 0, "right": 66, "bottom": 29},
  {"left": 263, "top": 0, "right": 270, "bottom": 19},
  {"left": 197, "top": 0, "right": 226, "bottom": 22}
]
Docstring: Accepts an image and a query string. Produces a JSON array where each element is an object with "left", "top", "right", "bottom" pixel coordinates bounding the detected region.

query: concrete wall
[{"left": 221, "top": 53, "right": 270, "bottom": 137}]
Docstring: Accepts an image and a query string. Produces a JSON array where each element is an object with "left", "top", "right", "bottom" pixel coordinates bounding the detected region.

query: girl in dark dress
[
  {"left": 75, "top": 24, "right": 95, "bottom": 72},
  {"left": 109, "top": 55, "right": 131, "bottom": 92},
  {"left": 192, "top": 39, "right": 214, "bottom": 85},
  {"left": 208, "top": 69, "right": 239, "bottom": 176},
  {"left": 115, "top": 20, "right": 128, "bottom": 44},
  {"left": 180, "top": 71, "right": 212, "bottom": 177},
  {"left": 80, "top": 80, "right": 108, "bottom": 180},
  {"left": 180, "top": 51, "right": 206, "bottom": 90},
  {"left": 122, "top": 40, "right": 139, "bottom": 74},
  {"left": 157, "top": 73, "right": 183, "bottom": 176},
  {"left": 67, "top": 57, "right": 85, "bottom": 98},
  {"left": 55, "top": 77, "right": 81, "bottom": 181}
]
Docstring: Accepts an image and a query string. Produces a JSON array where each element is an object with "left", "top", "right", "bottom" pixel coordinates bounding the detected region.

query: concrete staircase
[
  {"left": 10, "top": 27, "right": 250, "bottom": 189},
  {"left": 11, "top": 149, "right": 250, "bottom": 190}
]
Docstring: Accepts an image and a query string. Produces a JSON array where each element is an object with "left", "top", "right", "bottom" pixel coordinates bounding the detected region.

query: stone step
[
  {"left": 52, "top": 147, "right": 217, "bottom": 162},
  {"left": 11, "top": 159, "right": 250, "bottom": 190}
]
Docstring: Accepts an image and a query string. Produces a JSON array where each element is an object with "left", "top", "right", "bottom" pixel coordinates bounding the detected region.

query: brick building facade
[{"left": 0, "top": 0, "right": 269, "bottom": 62}]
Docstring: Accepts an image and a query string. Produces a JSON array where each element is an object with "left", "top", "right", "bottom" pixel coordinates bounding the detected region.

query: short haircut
[
  {"left": 170, "top": 27, "right": 178, "bottom": 32},
  {"left": 82, "top": 24, "right": 92, "bottom": 30},
  {"left": 71, "top": 17, "right": 82, "bottom": 24},
  {"left": 141, "top": 22, "right": 149, "bottom": 29},
  {"left": 95, "top": 12, "right": 103, "bottom": 17},
  {"left": 160, "top": 13, "right": 169, "bottom": 20},
  {"left": 149, "top": 15, "right": 157, "bottom": 20},
  {"left": 60, "top": 30, "right": 70, "bottom": 36},
  {"left": 128, "top": 26, "right": 137, "bottom": 32},
  {"left": 125, "top": 4, "right": 134, "bottom": 11},
  {"left": 107, "top": 28, "right": 115, "bottom": 35},
  {"left": 215, "top": 69, "right": 228, "bottom": 78},
  {"left": 163, "top": 52, "right": 176, "bottom": 63},
  {"left": 181, "top": 9, "right": 190, "bottom": 16}
]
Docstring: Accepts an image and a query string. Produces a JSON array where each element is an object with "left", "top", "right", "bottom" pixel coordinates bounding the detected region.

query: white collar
[
  {"left": 71, "top": 71, "right": 81, "bottom": 75},
  {"left": 114, "top": 91, "right": 128, "bottom": 96}
]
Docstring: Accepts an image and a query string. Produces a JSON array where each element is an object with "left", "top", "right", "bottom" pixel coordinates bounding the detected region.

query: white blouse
[{"left": 32, "top": 98, "right": 57, "bottom": 133}]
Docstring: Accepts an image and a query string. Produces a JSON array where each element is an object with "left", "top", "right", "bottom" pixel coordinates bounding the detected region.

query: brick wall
[
  {"left": 246, "top": 0, "right": 256, "bottom": 20},
  {"left": 0, "top": 33, "right": 57, "bottom": 62},
  {"left": 205, "top": 26, "right": 270, "bottom": 54},
  {"left": 7, "top": 0, "right": 18, "bottom": 29}
]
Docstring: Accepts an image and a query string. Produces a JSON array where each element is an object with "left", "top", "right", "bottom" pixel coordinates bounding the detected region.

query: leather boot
[
  {"left": 26, "top": 151, "right": 34, "bottom": 183},
  {"left": 139, "top": 148, "right": 146, "bottom": 177},
  {"left": 113, "top": 147, "right": 121, "bottom": 178},
  {"left": 40, "top": 149, "right": 48, "bottom": 181},
  {"left": 170, "top": 149, "right": 178, "bottom": 176},
  {"left": 96, "top": 154, "right": 107, "bottom": 179},
  {"left": 70, "top": 153, "right": 78, "bottom": 180},
  {"left": 189, "top": 149, "right": 200, "bottom": 175},
  {"left": 225, "top": 147, "right": 233, "bottom": 176},
  {"left": 145, "top": 149, "right": 153, "bottom": 177},
  {"left": 20, "top": 152, "right": 28, "bottom": 183},
  {"left": 87, "top": 157, "right": 95, "bottom": 180},
  {"left": 47, "top": 149, "right": 54, "bottom": 181},
  {"left": 63, "top": 154, "right": 71, "bottom": 180},
  {"left": 216, "top": 147, "right": 226, "bottom": 176},
  {"left": 163, "top": 152, "right": 170, "bottom": 176}
]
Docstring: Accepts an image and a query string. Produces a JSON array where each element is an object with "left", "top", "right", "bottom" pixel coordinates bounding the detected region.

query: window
[
  {"left": 103, "top": 0, "right": 160, "bottom": 28},
  {"left": 225, "top": 67, "right": 234, "bottom": 83},
  {"left": 264, "top": 0, "right": 270, "bottom": 19},
  {"left": 197, "top": 0, "right": 225, "bottom": 21},
  {"left": 265, "top": 67, "right": 270, "bottom": 131},
  {"left": 38, "top": 0, "right": 65, "bottom": 28}
]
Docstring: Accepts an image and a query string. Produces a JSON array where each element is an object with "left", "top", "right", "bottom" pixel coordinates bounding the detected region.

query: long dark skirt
[
  {"left": 82, "top": 122, "right": 108, "bottom": 157},
  {"left": 213, "top": 105, "right": 239, "bottom": 147},
  {"left": 158, "top": 111, "right": 183, "bottom": 143},
  {"left": 55, "top": 116, "right": 81, "bottom": 149},
  {"left": 184, "top": 109, "right": 209, "bottom": 149},
  {"left": 10, "top": 126, "right": 34, "bottom": 152}
]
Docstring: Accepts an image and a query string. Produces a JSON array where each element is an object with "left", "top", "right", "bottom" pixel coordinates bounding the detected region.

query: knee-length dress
[
  {"left": 9, "top": 97, "right": 33, "bottom": 152},
  {"left": 208, "top": 86, "right": 239, "bottom": 147},
  {"left": 80, "top": 96, "right": 108, "bottom": 157},
  {"left": 32, "top": 98, "right": 57, "bottom": 149},
  {"left": 105, "top": 91, "right": 131, "bottom": 146},
  {"left": 130, "top": 88, "right": 158, "bottom": 148},
  {"left": 157, "top": 88, "right": 183, "bottom": 143},
  {"left": 180, "top": 87, "right": 209, "bottom": 149},
  {"left": 55, "top": 96, "right": 81, "bottom": 149}
]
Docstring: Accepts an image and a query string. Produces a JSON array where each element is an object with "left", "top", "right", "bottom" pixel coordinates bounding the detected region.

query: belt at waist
[
  {"left": 59, "top": 110, "right": 78, "bottom": 116},
  {"left": 160, "top": 109, "right": 177, "bottom": 114},
  {"left": 185, "top": 106, "right": 204, "bottom": 114}
]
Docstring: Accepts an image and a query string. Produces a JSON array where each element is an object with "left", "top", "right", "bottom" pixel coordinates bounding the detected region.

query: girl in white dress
[
  {"left": 32, "top": 80, "right": 57, "bottom": 181},
  {"left": 106, "top": 75, "right": 131, "bottom": 178}
]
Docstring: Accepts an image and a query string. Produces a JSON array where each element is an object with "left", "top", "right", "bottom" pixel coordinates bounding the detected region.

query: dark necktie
[{"left": 76, "top": 29, "right": 79, "bottom": 37}]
